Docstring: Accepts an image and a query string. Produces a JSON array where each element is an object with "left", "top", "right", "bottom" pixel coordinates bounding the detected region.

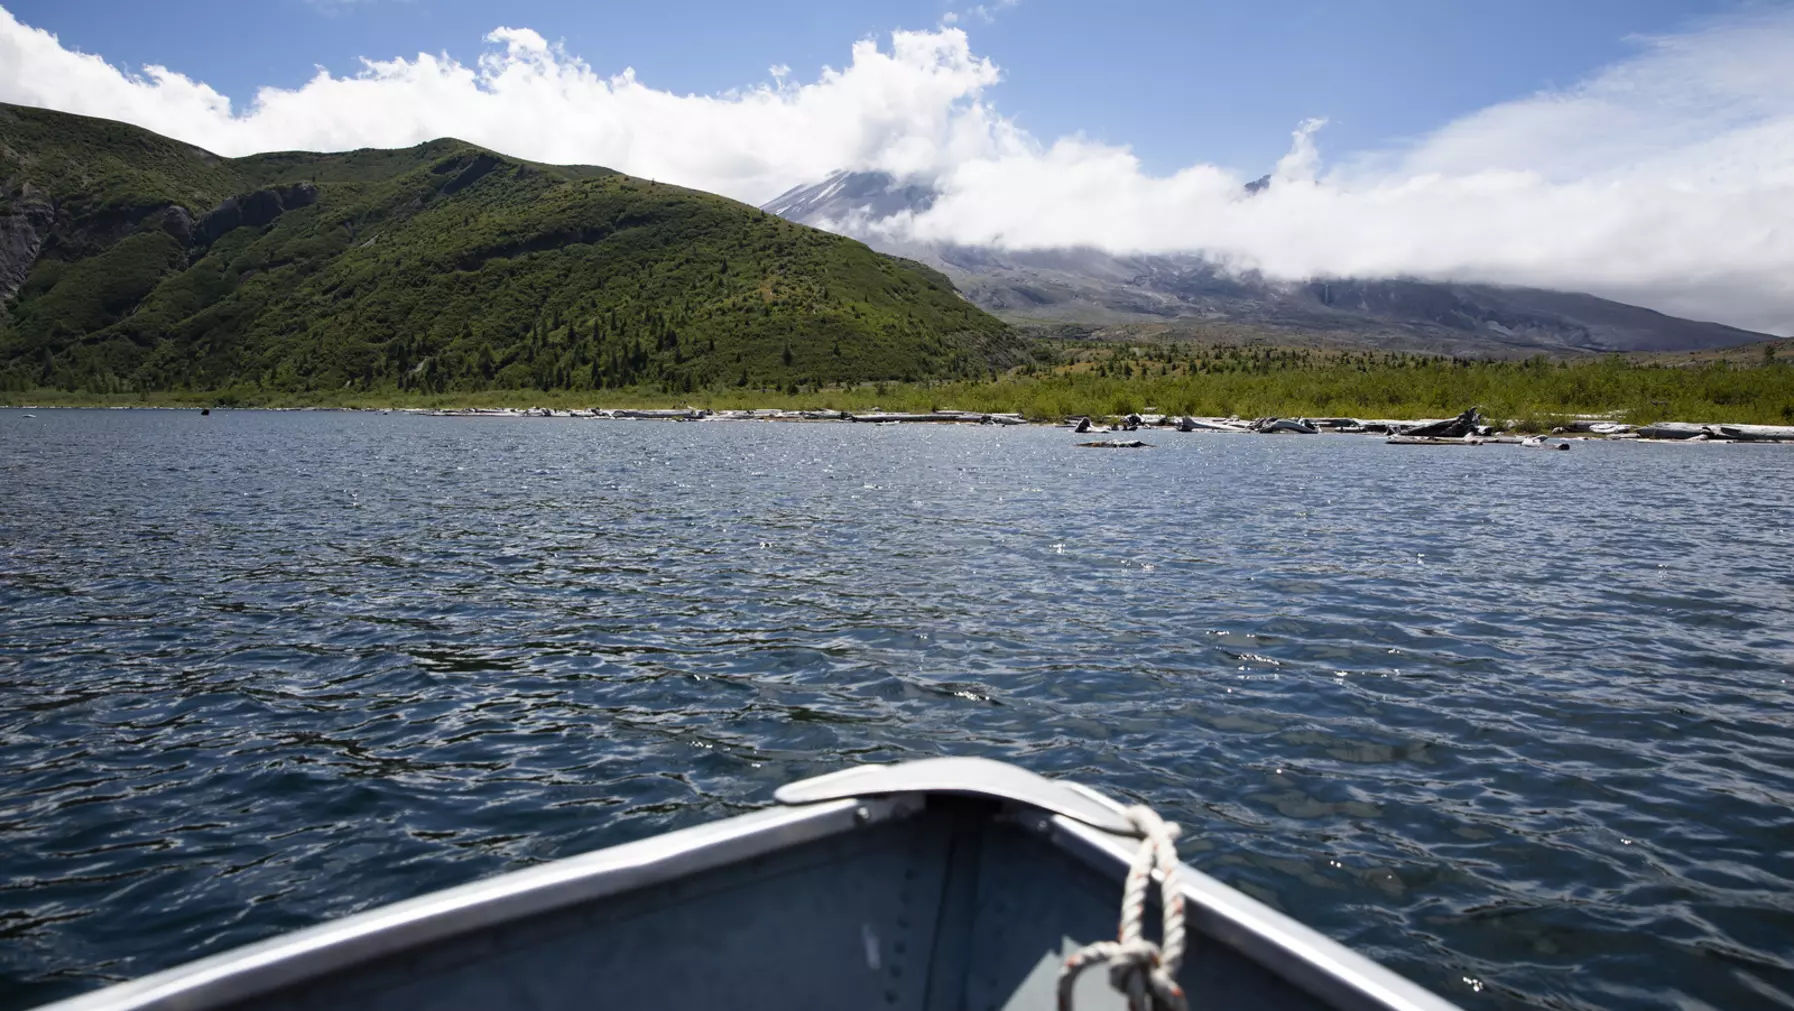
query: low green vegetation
[
  {"left": 0, "top": 104, "right": 1017, "bottom": 396},
  {"left": 9, "top": 345, "right": 1790, "bottom": 428},
  {"left": 988, "top": 344, "right": 1794, "bottom": 426}
]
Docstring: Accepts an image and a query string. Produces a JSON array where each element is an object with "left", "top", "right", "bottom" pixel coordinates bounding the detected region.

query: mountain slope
[
  {"left": 0, "top": 106, "right": 1017, "bottom": 395},
  {"left": 766, "top": 171, "right": 1773, "bottom": 355}
]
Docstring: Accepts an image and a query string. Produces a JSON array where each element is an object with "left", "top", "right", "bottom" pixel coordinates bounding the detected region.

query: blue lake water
[{"left": 1, "top": 408, "right": 1791, "bottom": 1010}]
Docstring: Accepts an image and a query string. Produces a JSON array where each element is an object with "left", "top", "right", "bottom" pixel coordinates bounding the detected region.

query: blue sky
[{"left": 1, "top": 0, "right": 1753, "bottom": 176}]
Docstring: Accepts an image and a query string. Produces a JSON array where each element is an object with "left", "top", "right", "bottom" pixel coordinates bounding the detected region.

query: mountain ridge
[
  {"left": 0, "top": 105, "right": 1018, "bottom": 395},
  {"left": 763, "top": 170, "right": 1774, "bottom": 356}
]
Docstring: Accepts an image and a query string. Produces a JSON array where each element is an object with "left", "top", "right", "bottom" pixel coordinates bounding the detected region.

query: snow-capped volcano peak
[{"left": 760, "top": 171, "right": 938, "bottom": 232}]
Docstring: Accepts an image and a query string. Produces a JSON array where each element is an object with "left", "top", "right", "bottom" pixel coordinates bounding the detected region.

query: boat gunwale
[
  {"left": 36, "top": 797, "right": 881, "bottom": 1011},
  {"left": 1045, "top": 815, "right": 1464, "bottom": 1011}
]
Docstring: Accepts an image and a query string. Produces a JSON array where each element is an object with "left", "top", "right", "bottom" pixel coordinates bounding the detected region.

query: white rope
[{"left": 1057, "top": 805, "right": 1188, "bottom": 1011}]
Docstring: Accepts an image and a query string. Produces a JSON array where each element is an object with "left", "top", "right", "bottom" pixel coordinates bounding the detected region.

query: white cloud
[
  {"left": 964, "top": 0, "right": 1021, "bottom": 25},
  {"left": 0, "top": 6, "right": 1006, "bottom": 207},
  {"left": 881, "top": 12, "right": 1794, "bottom": 334},
  {"left": 0, "top": 4, "right": 1789, "bottom": 333}
]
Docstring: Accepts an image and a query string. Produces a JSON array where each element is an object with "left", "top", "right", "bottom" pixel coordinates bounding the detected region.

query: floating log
[
  {"left": 1078, "top": 439, "right": 1151, "bottom": 448},
  {"left": 1387, "top": 435, "right": 1486, "bottom": 446},
  {"left": 849, "top": 412, "right": 969, "bottom": 423},
  {"left": 601, "top": 408, "right": 707, "bottom": 420}
]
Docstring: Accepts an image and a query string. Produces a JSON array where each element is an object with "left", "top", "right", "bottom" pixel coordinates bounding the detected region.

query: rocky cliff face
[
  {"left": 0, "top": 179, "right": 318, "bottom": 309},
  {"left": 196, "top": 183, "right": 318, "bottom": 247},
  {"left": 0, "top": 186, "right": 53, "bottom": 301}
]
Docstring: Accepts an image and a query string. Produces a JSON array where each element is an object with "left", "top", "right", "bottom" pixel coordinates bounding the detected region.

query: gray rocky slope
[{"left": 764, "top": 171, "right": 1771, "bottom": 355}]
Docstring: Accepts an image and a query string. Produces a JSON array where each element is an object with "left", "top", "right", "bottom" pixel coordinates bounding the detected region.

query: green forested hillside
[{"left": 0, "top": 104, "right": 1017, "bottom": 395}]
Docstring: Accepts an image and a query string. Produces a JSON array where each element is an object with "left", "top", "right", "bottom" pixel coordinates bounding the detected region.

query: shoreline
[
  {"left": 5, "top": 354, "right": 1790, "bottom": 428},
  {"left": 7, "top": 403, "right": 1790, "bottom": 443}
]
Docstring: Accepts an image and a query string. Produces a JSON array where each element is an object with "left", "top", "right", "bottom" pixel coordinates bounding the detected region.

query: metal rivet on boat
[{"left": 854, "top": 805, "right": 871, "bottom": 825}]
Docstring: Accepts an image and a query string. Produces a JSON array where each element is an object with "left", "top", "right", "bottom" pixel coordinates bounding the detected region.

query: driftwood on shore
[
  {"left": 848, "top": 411, "right": 1026, "bottom": 425},
  {"left": 603, "top": 408, "right": 708, "bottom": 420},
  {"left": 1637, "top": 422, "right": 1794, "bottom": 442},
  {"left": 1250, "top": 417, "right": 1321, "bottom": 435},
  {"left": 405, "top": 403, "right": 1792, "bottom": 446},
  {"left": 1566, "top": 420, "right": 1633, "bottom": 435},
  {"left": 1399, "top": 408, "right": 1487, "bottom": 439},
  {"left": 1178, "top": 417, "right": 1250, "bottom": 432}
]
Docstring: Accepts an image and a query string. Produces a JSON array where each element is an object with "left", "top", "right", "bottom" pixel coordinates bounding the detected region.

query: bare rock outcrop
[
  {"left": 0, "top": 185, "right": 54, "bottom": 301},
  {"left": 197, "top": 182, "right": 318, "bottom": 247}
]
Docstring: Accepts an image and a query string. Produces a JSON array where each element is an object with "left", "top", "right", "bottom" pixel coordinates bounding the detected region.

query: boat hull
[{"left": 37, "top": 761, "right": 1462, "bottom": 1011}]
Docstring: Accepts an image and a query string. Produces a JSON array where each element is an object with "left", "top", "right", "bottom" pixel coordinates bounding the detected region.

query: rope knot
[
  {"left": 1056, "top": 805, "right": 1189, "bottom": 1011},
  {"left": 1105, "top": 938, "right": 1179, "bottom": 1008}
]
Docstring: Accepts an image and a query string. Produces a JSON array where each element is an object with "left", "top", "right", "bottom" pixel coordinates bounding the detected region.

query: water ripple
[{"left": 1, "top": 409, "right": 1791, "bottom": 1010}]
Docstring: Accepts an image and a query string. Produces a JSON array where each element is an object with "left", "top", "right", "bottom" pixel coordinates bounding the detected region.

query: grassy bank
[{"left": 7, "top": 352, "right": 1792, "bottom": 427}]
